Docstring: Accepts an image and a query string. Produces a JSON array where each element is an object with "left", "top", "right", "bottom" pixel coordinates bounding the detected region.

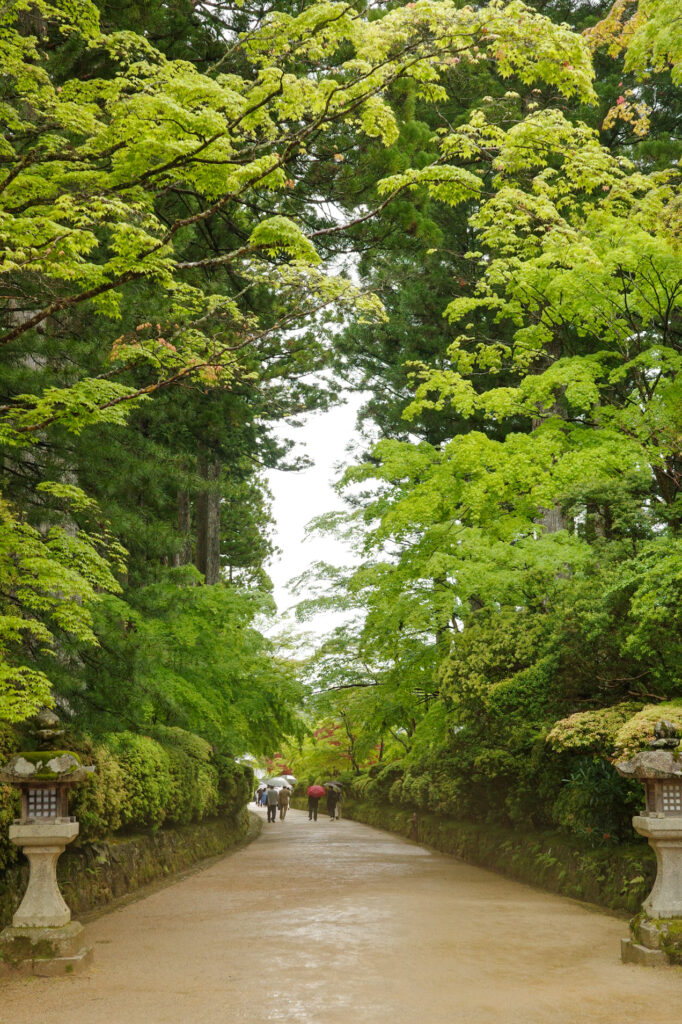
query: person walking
[
  {"left": 307, "top": 793, "right": 320, "bottom": 821},
  {"left": 327, "top": 787, "right": 339, "bottom": 820},
  {"left": 266, "top": 784, "right": 279, "bottom": 823},
  {"left": 278, "top": 786, "right": 290, "bottom": 820}
]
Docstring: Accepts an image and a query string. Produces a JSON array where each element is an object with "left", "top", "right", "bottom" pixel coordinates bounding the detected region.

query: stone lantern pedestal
[
  {"left": 9, "top": 819, "right": 80, "bottom": 927},
  {"left": 617, "top": 733, "right": 682, "bottom": 966},
  {"left": 0, "top": 736, "right": 94, "bottom": 976},
  {"left": 632, "top": 816, "right": 682, "bottom": 920}
]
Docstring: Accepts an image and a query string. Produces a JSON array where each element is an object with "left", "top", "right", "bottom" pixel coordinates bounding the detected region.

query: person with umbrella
[
  {"left": 326, "top": 782, "right": 342, "bottom": 820},
  {"left": 307, "top": 784, "right": 325, "bottom": 821},
  {"left": 265, "top": 784, "right": 279, "bottom": 823},
  {"left": 278, "top": 785, "right": 291, "bottom": 820}
]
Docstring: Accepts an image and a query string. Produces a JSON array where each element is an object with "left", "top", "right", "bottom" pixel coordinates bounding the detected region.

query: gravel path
[{"left": 0, "top": 806, "right": 680, "bottom": 1023}]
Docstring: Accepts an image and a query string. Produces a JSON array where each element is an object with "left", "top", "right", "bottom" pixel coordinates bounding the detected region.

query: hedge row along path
[{"left": 0, "top": 807, "right": 680, "bottom": 1023}]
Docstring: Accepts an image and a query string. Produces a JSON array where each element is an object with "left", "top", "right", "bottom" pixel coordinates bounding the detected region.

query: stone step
[
  {"left": 32, "top": 945, "right": 93, "bottom": 977},
  {"left": 638, "top": 920, "right": 663, "bottom": 950},
  {"left": 621, "top": 938, "right": 668, "bottom": 967},
  {"left": 0, "top": 946, "right": 93, "bottom": 978},
  {"left": 0, "top": 920, "right": 86, "bottom": 960}
]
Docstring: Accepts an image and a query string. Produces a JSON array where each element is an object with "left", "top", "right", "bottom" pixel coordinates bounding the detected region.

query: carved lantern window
[
  {"left": 22, "top": 784, "right": 69, "bottom": 821},
  {"left": 645, "top": 779, "right": 682, "bottom": 815}
]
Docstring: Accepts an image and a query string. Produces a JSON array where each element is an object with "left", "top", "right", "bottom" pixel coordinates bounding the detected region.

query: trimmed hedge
[
  {"left": 291, "top": 796, "right": 655, "bottom": 914},
  {"left": 0, "top": 726, "right": 253, "bottom": 868}
]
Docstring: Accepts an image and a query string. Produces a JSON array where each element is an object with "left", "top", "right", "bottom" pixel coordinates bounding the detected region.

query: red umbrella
[{"left": 307, "top": 785, "right": 326, "bottom": 798}]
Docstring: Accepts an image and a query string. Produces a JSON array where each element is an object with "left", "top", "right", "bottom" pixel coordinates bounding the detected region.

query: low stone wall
[
  {"left": 291, "top": 797, "right": 654, "bottom": 913},
  {"left": 0, "top": 810, "right": 260, "bottom": 927}
]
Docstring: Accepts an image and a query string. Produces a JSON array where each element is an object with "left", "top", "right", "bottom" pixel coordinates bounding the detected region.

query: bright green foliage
[
  {"left": 102, "top": 732, "right": 173, "bottom": 828},
  {"left": 0, "top": 723, "right": 253, "bottom": 856},
  {"left": 0, "top": 490, "right": 125, "bottom": 721},
  {"left": 548, "top": 700, "right": 682, "bottom": 762},
  {"left": 0, "top": 0, "right": 599, "bottom": 722},
  {"left": 3, "top": 0, "right": 679, "bottom": 854},
  {"left": 69, "top": 740, "right": 126, "bottom": 836},
  {"left": 87, "top": 728, "right": 233, "bottom": 830},
  {"left": 587, "top": 0, "right": 682, "bottom": 86},
  {"left": 547, "top": 703, "right": 644, "bottom": 755},
  {"left": 281, "top": 722, "right": 363, "bottom": 785},
  {"left": 613, "top": 703, "right": 682, "bottom": 757},
  {"left": 160, "top": 743, "right": 219, "bottom": 826},
  {"left": 52, "top": 567, "right": 305, "bottom": 754},
  {"left": 0, "top": 723, "right": 20, "bottom": 869},
  {"left": 0, "top": 730, "right": 224, "bottom": 868},
  {"left": 299, "top": 0, "right": 682, "bottom": 847}
]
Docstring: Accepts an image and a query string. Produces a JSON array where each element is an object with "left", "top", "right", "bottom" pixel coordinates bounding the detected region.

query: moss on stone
[
  {"left": 629, "top": 910, "right": 645, "bottom": 943},
  {"left": 646, "top": 919, "right": 682, "bottom": 964},
  {"left": 12, "top": 751, "right": 83, "bottom": 780}
]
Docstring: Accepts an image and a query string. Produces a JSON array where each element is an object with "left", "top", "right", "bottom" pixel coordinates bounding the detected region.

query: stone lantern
[
  {"left": 616, "top": 720, "right": 682, "bottom": 966},
  {"left": 0, "top": 710, "right": 94, "bottom": 975}
]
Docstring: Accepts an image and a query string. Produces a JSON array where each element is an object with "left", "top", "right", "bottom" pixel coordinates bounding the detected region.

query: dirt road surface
[{"left": 0, "top": 806, "right": 680, "bottom": 1024}]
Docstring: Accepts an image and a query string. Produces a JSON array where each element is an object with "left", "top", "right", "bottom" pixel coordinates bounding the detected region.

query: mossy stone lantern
[
  {"left": 616, "top": 721, "right": 682, "bottom": 966},
  {"left": 0, "top": 710, "right": 94, "bottom": 976}
]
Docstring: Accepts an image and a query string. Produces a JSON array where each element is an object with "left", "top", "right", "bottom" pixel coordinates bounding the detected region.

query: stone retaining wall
[
  {"left": 291, "top": 797, "right": 653, "bottom": 913},
  {"left": 0, "top": 810, "right": 260, "bottom": 927}
]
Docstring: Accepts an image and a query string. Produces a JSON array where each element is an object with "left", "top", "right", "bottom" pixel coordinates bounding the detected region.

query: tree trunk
[
  {"left": 195, "top": 454, "right": 221, "bottom": 584},
  {"left": 532, "top": 396, "right": 569, "bottom": 535},
  {"left": 539, "top": 503, "right": 568, "bottom": 534}
]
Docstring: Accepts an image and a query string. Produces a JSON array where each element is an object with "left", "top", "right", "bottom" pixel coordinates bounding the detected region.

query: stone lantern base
[
  {"left": 621, "top": 915, "right": 682, "bottom": 967},
  {"left": 0, "top": 921, "right": 93, "bottom": 976},
  {"left": 0, "top": 818, "right": 93, "bottom": 976}
]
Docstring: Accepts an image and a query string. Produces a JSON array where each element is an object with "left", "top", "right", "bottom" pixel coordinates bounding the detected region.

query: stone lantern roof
[
  {"left": 0, "top": 751, "right": 93, "bottom": 785},
  {"left": 0, "top": 708, "right": 94, "bottom": 786},
  {"left": 616, "top": 749, "right": 682, "bottom": 781}
]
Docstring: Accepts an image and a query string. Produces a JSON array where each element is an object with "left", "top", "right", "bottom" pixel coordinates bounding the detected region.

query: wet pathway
[{"left": 0, "top": 807, "right": 680, "bottom": 1023}]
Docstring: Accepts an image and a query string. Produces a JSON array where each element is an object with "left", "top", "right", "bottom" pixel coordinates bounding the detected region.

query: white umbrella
[{"left": 264, "top": 777, "right": 290, "bottom": 788}]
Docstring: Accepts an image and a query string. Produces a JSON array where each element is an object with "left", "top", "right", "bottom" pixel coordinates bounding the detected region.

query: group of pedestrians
[
  {"left": 256, "top": 784, "right": 290, "bottom": 822},
  {"left": 254, "top": 782, "right": 342, "bottom": 822},
  {"left": 307, "top": 786, "right": 341, "bottom": 821}
]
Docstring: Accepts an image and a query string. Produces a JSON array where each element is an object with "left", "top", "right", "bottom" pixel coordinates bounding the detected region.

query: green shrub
[
  {"left": 151, "top": 725, "right": 212, "bottom": 763},
  {"left": 0, "top": 724, "right": 249, "bottom": 843},
  {"left": 547, "top": 703, "right": 644, "bottom": 755},
  {"left": 195, "top": 763, "right": 219, "bottom": 819},
  {"left": 354, "top": 762, "right": 404, "bottom": 803},
  {"left": 102, "top": 732, "right": 172, "bottom": 829},
  {"left": 149, "top": 727, "right": 220, "bottom": 825},
  {"left": 0, "top": 783, "right": 19, "bottom": 872},
  {"left": 162, "top": 744, "right": 200, "bottom": 825},
  {"left": 69, "top": 742, "right": 125, "bottom": 838},
  {"left": 551, "top": 757, "right": 642, "bottom": 845},
  {"left": 614, "top": 701, "right": 682, "bottom": 757},
  {"left": 213, "top": 753, "right": 252, "bottom": 817},
  {"left": 0, "top": 724, "right": 20, "bottom": 869}
]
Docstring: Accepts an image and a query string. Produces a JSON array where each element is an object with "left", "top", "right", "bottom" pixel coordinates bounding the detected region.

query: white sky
[{"left": 264, "top": 391, "right": 367, "bottom": 635}]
